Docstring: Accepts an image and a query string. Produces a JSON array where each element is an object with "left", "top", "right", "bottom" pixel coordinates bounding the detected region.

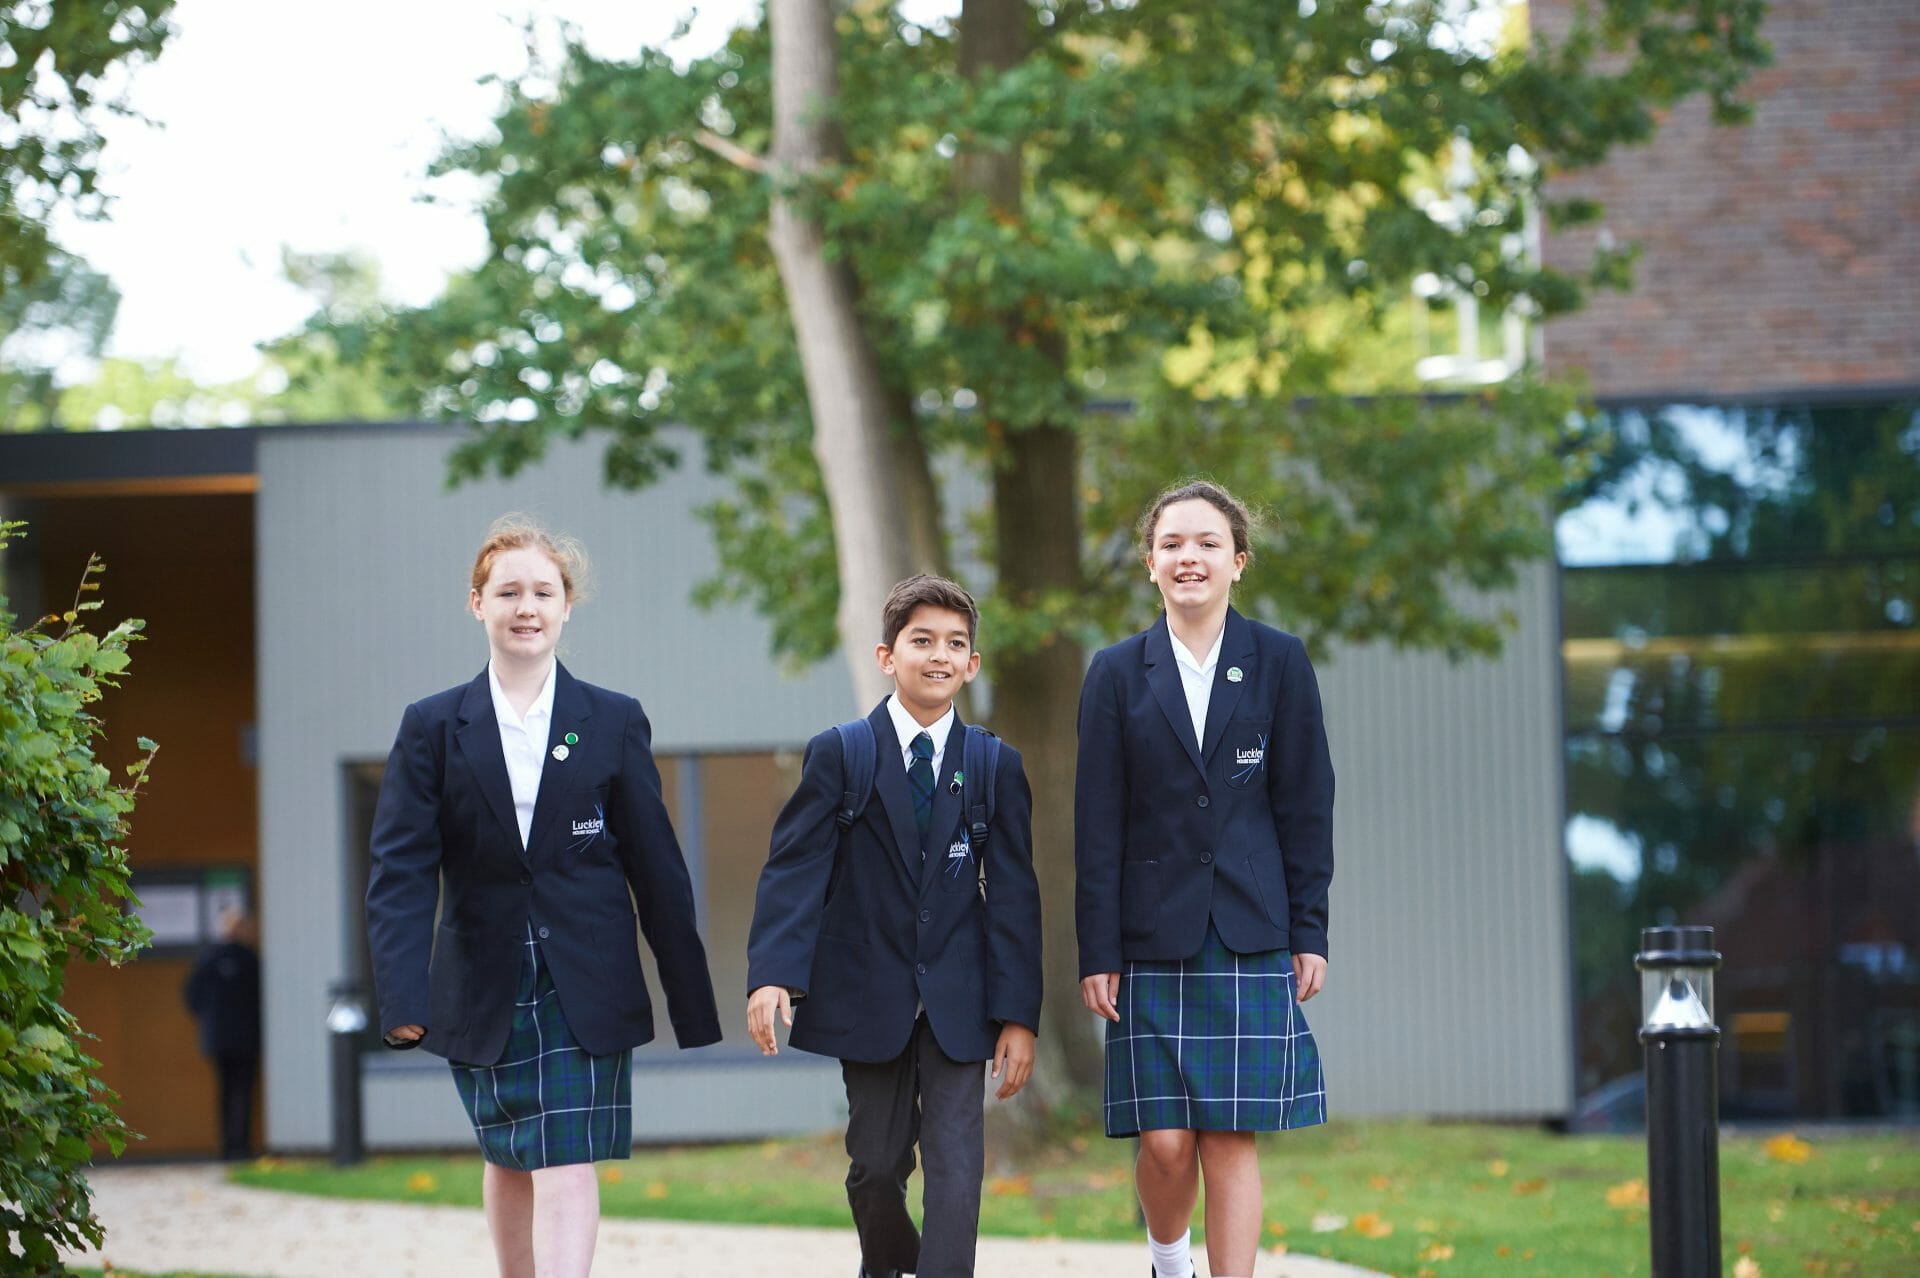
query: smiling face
[
  {"left": 876, "top": 604, "right": 981, "bottom": 725},
  {"left": 1148, "top": 497, "right": 1247, "bottom": 618},
  {"left": 470, "top": 545, "right": 572, "bottom": 669}
]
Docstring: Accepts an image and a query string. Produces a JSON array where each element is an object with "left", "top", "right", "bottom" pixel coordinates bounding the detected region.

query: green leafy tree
[
  {"left": 0, "top": 0, "right": 175, "bottom": 299},
  {"left": 344, "top": 0, "right": 1766, "bottom": 1087},
  {"left": 0, "top": 522, "right": 154, "bottom": 1271},
  {"left": 0, "top": 247, "right": 118, "bottom": 430}
]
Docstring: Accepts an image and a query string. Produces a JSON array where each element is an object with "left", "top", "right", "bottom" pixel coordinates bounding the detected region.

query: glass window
[{"left": 1560, "top": 399, "right": 1920, "bottom": 1125}]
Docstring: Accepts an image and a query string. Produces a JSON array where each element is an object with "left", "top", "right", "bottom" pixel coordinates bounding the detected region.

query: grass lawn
[{"left": 231, "top": 1120, "right": 1917, "bottom": 1276}]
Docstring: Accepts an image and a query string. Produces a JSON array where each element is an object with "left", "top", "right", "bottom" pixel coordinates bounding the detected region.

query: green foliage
[
  {"left": 317, "top": 0, "right": 1765, "bottom": 665},
  {"left": 0, "top": 522, "right": 154, "bottom": 1271},
  {"left": 0, "top": 247, "right": 119, "bottom": 431},
  {"left": 0, "top": 1, "right": 175, "bottom": 299}
]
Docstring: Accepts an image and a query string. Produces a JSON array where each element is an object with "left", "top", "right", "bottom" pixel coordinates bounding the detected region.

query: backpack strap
[
  {"left": 832, "top": 718, "right": 878, "bottom": 831},
  {"left": 962, "top": 724, "right": 1000, "bottom": 851}
]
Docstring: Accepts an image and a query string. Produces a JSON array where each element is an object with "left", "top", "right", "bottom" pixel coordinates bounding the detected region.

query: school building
[{"left": 1, "top": 0, "right": 1912, "bottom": 1158}]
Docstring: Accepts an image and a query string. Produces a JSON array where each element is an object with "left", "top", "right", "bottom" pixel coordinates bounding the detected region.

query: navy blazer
[
  {"left": 745, "top": 699, "right": 1043, "bottom": 1065},
  {"left": 1075, "top": 608, "right": 1334, "bottom": 978},
  {"left": 365, "top": 664, "right": 722, "bottom": 1066}
]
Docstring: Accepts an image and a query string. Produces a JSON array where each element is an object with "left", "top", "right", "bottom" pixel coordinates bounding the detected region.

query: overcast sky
[{"left": 50, "top": 0, "right": 762, "bottom": 383}]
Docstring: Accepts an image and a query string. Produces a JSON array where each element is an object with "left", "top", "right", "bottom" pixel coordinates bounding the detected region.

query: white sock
[{"left": 1149, "top": 1228, "right": 1192, "bottom": 1278}]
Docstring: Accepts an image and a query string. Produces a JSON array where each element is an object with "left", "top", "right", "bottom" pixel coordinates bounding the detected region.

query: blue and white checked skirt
[
  {"left": 1103, "top": 920, "right": 1327, "bottom": 1138},
  {"left": 450, "top": 924, "right": 633, "bottom": 1169}
]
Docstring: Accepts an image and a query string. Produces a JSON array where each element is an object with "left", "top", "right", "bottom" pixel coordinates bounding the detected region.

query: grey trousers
[{"left": 841, "top": 1015, "right": 985, "bottom": 1278}]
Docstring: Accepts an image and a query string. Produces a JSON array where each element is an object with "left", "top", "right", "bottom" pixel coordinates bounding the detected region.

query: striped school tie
[{"left": 908, "top": 730, "right": 935, "bottom": 844}]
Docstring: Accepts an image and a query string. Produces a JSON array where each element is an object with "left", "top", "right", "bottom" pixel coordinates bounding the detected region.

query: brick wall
[{"left": 1536, "top": 0, "right": 1920, "bottom": 398}]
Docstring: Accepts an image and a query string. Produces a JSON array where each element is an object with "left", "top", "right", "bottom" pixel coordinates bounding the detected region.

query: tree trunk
[
  {"left": 767, "top": 0, "right": 942, "bottom": 708},
  {"left": 957, "top": 0, "right": 1103, "bottom": 1093}
]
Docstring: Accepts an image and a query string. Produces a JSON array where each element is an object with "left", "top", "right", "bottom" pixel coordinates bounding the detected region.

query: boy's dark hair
[{"left": 881, "top": 574, "right": 980, "bottom": 649}]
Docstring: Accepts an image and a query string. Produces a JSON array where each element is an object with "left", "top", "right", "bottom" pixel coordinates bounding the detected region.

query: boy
[{"left": 747, "top": 574, "right": 1043, "bottom": 1278}]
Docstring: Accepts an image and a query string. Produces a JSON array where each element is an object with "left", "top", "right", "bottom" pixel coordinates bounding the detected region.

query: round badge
[
  {"left": 564, "top": 732, "right": 579, "bottom": 746},
  {"left": 551, "top": 744, "right": 570, "bottom": 761},
  {"left": 1227, "top": 666, "right": 1244, "bottom": 683}
]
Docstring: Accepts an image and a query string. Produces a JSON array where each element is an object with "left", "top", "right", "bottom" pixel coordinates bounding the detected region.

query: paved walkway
[{"left": 61, "top": 1163, "right": 1385, "bottom": 1278}]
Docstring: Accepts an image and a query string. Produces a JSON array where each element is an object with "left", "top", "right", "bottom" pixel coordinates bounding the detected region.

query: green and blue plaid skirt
[
  {"left": 1103, "top": 919, "right": 1326, "bottom": 1137},
  {"left": 450, "top": 924, "right": 632, "bottom": 1169}
]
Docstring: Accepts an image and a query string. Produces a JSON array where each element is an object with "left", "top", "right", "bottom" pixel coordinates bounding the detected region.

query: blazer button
[
  {"left": 1200, "top": 852, "right": 1213, "bottom": 865},
  {"left": 1196, "top": 794, "right": 1210, "bottom": 808},
  {"left": 919, "top": 909, "right": 932, "bottom": 923},
  {"left": 537, "top": 926, "right": 550, "bottom": 939},
  {"left": 915, "top": 962, "right": 927, "bottom": 975}
]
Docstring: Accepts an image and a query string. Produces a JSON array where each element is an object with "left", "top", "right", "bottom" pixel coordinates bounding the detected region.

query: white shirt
[
  {"left": 1171, "top": 622, "right": 1224, "bottom": 746},
  {"left": 488, "top": 659, "right": 557, "bottom": 849},
  {"left": 886, "top": 695, "right": 956, "bottom": 779}
]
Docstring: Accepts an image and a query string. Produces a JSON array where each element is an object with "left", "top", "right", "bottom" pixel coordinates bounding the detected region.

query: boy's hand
[
  {"left": 1080, "top": 972, "right": 1121, "bottom": 1022},
  {"left": 746, "top": 985, "right": 793, "bottom": 1056},
  {"left": 991, "top": 1023, "right": 1036, "bottom": 1100},
  {"left": 1293, "top": 953, "right": 1327, "bottom": 1002}
]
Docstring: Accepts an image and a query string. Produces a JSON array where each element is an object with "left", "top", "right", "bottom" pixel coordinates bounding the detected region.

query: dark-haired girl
[{"left": 1075, "top": 481, "right": 1333, "bottom": 1278}]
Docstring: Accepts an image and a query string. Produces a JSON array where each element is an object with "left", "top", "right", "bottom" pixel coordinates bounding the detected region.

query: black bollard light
[
  {"left": 326, "top": 980, "right": 368, "bottom": 1166},
  {"left": 1636, "top": 925, "right": 1722, "bottom": 1278}
]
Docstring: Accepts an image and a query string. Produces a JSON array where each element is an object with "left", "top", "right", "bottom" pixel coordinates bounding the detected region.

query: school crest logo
[
  {"left": 567, "top": 804, "right": 608, "bottom": 851},
  {"left": 1228, "top": 734, "right": 1268, "bottom": 788}
]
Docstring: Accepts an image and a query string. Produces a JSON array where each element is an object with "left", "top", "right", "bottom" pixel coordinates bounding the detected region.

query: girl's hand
[
  {"left": 1080, "top": 972, "right": 1121, "bottom": 1022},
  {"left": 1293, "top": 953, "right": 1327, "bottom": 1001},
  {"left": 384, "top": 1024, "right": 425, "bottom": 1048},
  {"left": 746, "top": 985, "right": 793, "bottom": 1056}
]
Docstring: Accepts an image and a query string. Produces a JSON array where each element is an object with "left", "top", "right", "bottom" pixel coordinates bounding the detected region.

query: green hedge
[{"left": 0, "top": 522, "right": 154, "bottom": 1272}]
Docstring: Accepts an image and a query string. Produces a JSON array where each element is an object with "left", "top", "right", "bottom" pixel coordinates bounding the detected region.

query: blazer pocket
[
  {"left": 1120, "top": 859, "right": 1160, "bottom": 941},
  {"left": 427, "top": 924, "right": 474, "bottom": 1034},
  {"left": 799, "top": 935, "right": 866, "bottom": 1032},
  {"left": 1224, "top": 718, "right": 1272, "bottom": 791},
  {"left": 1247, "top": 853, "right": 1289, "bottom": 928}
]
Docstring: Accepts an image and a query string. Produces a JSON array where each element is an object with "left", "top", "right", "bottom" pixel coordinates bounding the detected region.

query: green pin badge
[{"left": 564, "top": 732, "right": 578, "bottom": 745}]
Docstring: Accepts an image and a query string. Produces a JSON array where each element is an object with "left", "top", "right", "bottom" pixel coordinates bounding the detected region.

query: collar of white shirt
[
  {"left": 886, "top": 694, "right": 956, "bottom": 773},
  {"left": 488, "top": 659, "right": 558, "bottom": 734},
  {"left": 1172, "top": 622, "right": 1224, "bottom": 675}
]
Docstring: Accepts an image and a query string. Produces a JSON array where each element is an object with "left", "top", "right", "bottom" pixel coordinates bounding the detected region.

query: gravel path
[{"left": 59, "top": 1163, "right": 1386, "bottom": 1277}]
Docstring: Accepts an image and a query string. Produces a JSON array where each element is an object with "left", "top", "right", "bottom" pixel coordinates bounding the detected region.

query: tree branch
[{"left": 694, "top": 129, "right": 767, "bottom": 174}]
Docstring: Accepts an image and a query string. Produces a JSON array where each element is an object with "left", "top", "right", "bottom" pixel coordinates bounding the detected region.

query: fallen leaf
[
  {"left": 1266, "top": 1221, "right": 1289, "bottom": 1237},
  {"left": 1368, "top": 1173, "right": 1394, "bottom": 1190},
  {"left": 1763, "top": 1133, "right": 1812, "bottom": 1164},
  {"left": 406, "top": 1171, "right": 438, "bottom": 1193},
  {"left": 645, "top": 1181, "right": 669, "bottom": 1199},
  {"left": 1418, "top": 1241, "right": 1456, "bottom": 1262},
  {"left": 599, "top": 1166, "right": 624, "bottom": 1185},
  {"left": 986, "top": 1175, "right": 1032, "bottom": 1197},
  {"left": 1606, "top": 1178, "right": 1649, "bottom": 1208},
  {"left": 1733, "top": 1258, "right": 1762, "bottom": 1278},
  {"left": 1488, "top": 1159, "right": 1510, "bottom": 1178},
  {"left": 1513, "top": 1177, "right": 1549, "bottom": 1196},
  {"left": 1351, "top": 1212, "right": 1394, "bottom": 1239}
]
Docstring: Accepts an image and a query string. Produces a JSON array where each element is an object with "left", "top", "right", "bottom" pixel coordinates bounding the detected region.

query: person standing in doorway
[
  {"left": 366, "top": 514, "right": 721, "bottom": 1278},
  {"left": 1075, "top": 480, "right": 1334, "bottom": 1278},
  {"left": 183, "top": 905, "right": 261, "bottom": 1161}
]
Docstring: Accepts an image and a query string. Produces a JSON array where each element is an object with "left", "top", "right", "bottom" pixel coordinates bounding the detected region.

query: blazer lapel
[
  {"left": 1143, "top": 616, "right": 1205, "bottom": 775},
  {"left": 920, "top": 718, "right": 968, "bottom": 888},
  {"left": 869, "top": 702, "right": 924, "bottom": 876},
  {"left": 526, "top": 663, "right": 593, "bottom": 858},
  {"left": 453, "top": 670, "right": 525, "bottom": 861},
  {"left": 1199, "top": 608, "right": 1254, "bottom": 764}
]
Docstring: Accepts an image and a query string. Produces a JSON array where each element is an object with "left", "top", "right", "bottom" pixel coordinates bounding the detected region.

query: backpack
[{"left": 832, "top": 718, "right": 1001, "bottom": 858}]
